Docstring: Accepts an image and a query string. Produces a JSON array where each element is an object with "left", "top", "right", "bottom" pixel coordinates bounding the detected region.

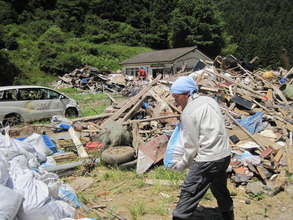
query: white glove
[{"left": 172, "top": 160, "right": 186, "bottom": 171}]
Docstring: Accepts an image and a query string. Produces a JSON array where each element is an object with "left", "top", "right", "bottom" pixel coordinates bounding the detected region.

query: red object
[
  {"left": 262, "top": 96, "right": 269, "bottom": 101},
  {"left": 85, "top": 142, "right": 104, "bottom": 153},
  {"left": 139, "top": 68, "right": 146, "bottom": 78}
]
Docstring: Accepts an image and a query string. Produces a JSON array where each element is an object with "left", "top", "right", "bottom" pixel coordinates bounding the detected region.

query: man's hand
[{"left": 172, "top": 160, "right": 186, "bottom": 171}]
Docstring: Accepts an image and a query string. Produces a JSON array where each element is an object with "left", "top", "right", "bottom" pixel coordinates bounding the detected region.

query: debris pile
[
  {"left": 196, "top": 56, "right": 293, "bottom": 188},
  {"left": 70, "top": 55, "right": 293, "bottom": 193},
  {"left": 2, "top": 54, "right": 292, "bottom": 219},
  {"left": 54, "top": 66, "right": 147, "bottom": 96}
]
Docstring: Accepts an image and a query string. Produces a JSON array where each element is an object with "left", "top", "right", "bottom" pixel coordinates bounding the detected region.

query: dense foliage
[
  {"left": 216, "top": 0, "right": 293, "bottom": 68},
  {"left": 0, "top": 0, "right": 291, "bottom": 85}
]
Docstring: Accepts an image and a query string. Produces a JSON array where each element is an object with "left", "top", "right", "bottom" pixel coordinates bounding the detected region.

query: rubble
[
  {"left": 66, "top": 55, "right": 293, "bottom": 195},
  {"left": 2, "top": 54, "right": 293, "bottom": 219},
  {"left": 54, "top": 66, "right": 147, "bottom": 96}
]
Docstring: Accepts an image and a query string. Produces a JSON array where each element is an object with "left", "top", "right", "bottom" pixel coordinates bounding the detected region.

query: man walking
[{"left": 171, "top": 76, "right": 234, "bottom": 220}]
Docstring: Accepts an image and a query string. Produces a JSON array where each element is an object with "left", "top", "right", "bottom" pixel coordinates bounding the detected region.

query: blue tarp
[{"left": 237, "top": 112, "right": 264, "bottom": 134}]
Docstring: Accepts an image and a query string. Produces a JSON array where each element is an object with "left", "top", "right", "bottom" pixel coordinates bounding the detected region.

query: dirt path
[{"left": 66, "top": 167, "right": 293, "bottom": 220}]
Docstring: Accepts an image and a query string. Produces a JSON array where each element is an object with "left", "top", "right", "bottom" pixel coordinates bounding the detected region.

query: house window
[{"left": 126, "top": 68, "right": 139, "bottom": 76}]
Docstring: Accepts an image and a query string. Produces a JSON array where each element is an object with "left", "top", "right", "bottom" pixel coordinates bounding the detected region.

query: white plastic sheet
[
  {"left": 24, "top": 133, "right": 53, "bottom": 157},
  {"left": 0, "top": 130, "right": 77, "bottom": 220},
  {"left": 0, "top": 154, "right": 9, "bottom": 185},
  {"left": 0, "top": 184, "right": 24, "bottom": 220}
]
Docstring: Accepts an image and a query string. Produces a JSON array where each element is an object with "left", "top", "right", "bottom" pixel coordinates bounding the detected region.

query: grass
[
  {"left": 57, "top": 87, "right": 111, "bottom": 117},
  {"left": 149, "top": 201, "right": 169, "bottom": 216},
  {"left": 147, "top": 166, "right": 186, "bottom": 183},
  {"left": 128, "top": 202, "right": 147, "bottom": 220}
]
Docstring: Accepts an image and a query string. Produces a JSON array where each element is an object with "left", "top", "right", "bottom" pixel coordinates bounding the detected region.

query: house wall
[
  {"left": 173, "top": 50, "right": 210, "bottom": 72},
  {"left": 123, "top": 63, "right": 173, "bottom": 80},
  {"left": 122, "top": 49, "right": 211, "bottom": 79}
]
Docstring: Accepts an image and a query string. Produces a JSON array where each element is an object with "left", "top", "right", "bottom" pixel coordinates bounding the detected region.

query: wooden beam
[
  {"left": 68, "top": 127, "right": 89, "bottom": 158},
  {"left": 72, "top": 113, "right": 113, "bottom": 122},
  {"left": 123, "top": 114, "right": 180, "bottom": 125},
  {"left": 100, "top": 74, "right": 161, "bottom": 127}
]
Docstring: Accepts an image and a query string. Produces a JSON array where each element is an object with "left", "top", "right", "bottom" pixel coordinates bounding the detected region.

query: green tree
[
  {"left": 168, "top": 0, "right": 225, "bottom": 57},
  {"left": 0, "top": 51, "right": 21, "bottom": 85},
  {"left": 217, "top": 0, "right": 293, "bottom": 68}
]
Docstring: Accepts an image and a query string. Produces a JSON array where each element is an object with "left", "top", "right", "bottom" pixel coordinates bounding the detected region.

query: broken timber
[
  {"left": 68, "top": 127, "right": 89, "bottom": 158},
  {"left": 100, "top": 74, "right": 162, "bottom": 127}
]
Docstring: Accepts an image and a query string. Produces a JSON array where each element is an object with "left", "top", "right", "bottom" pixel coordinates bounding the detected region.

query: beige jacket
[{"left": 174, "top": 94, "right": 231, "bottom": 171}]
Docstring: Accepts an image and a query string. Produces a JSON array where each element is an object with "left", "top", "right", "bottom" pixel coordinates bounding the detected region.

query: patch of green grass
[
  {"left": 102, "top": 168, "right": 135, "bottom": 183},
  {"left": 131, "top": 178, "right": 146, "bottom": 188},
  {"left": 128, "top": 202, "right": 146, "bottom": 220},
  {"left": 149, "top": 201, "right": 169, "bottom": 216},
  {"left": 57, "top": 88, "right": 111, "bottom": 117},
  {"left": 249, "top": 192, "right": 266, "bottom": 201},
  {"left": 58, "top": 88, "right": 107, "bottom": 102},
  {"left": 146, "top": 166, "right": 186, "bottom": 183},
  {"left": 78, "top": 192, "right": 89, "bottom": 204},
  {"left": 203, "top": 189, "right": 213, "bottom": 201}
]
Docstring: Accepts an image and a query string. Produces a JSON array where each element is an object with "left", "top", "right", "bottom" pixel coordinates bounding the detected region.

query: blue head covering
[{"left": 171, "top": 76, "right": 198, "bottom": 95}]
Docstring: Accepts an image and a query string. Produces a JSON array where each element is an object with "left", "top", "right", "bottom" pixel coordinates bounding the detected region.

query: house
[{"left": 120, "top": 46, "right": 212, "bottom": 79}]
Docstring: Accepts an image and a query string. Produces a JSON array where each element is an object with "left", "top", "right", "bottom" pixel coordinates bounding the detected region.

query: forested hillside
[{"left": 0, "top": 0, "right": 292, "bottom": 85}]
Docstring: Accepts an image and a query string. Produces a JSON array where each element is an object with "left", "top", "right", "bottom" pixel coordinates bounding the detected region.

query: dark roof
[{"left": 121, "top": 46, "right": 210, "bottom": 65}]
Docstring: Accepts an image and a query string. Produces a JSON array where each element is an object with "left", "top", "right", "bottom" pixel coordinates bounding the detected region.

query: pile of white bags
[{"left": 0, "top": 128, "right": 79, "bottom": 220}]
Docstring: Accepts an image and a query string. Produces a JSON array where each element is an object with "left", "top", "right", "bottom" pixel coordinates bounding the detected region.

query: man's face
[{"left": 172, "top": 93, "right": 189, "bottom": 110}]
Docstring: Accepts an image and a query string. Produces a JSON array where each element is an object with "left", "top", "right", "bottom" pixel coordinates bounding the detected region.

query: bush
[{"left": 0, "top": 50, "right": 21, "bottom": 86}]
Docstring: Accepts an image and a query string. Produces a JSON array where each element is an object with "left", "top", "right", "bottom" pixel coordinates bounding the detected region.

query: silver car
[{"left": 0, "top": 86, "right": 80, "bottom": 126}]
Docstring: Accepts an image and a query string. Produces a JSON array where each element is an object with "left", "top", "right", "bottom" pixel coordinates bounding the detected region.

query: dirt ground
[{"left": 64, "top": 166, "right": 293, "bottom": 220}]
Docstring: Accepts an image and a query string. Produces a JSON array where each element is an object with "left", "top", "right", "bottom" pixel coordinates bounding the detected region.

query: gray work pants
[{"left": 173, "top": 156, "right": 233, "bottom": 220}]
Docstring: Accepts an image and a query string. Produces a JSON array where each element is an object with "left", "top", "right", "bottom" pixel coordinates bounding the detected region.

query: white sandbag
[
  {"left": 16, "top": 139, "right": 47, "bottom": 163},
  {"left": 0, "top": 184, "right": 24, "bottom": 220},
  {"left": 0, "top": 134, "right": 40, "bottom": 169},
  {"left": 163, "top": 123, "right": 185, "bottom": 169},
  {"left": 24, "top": 133, "right": 53, "bottom": 157},
  {"left": 19, "top": 200, "right": 75, "bottom": 220},
  {"left": 9, "top": 163, "right": 50, "bottom": 212},
  {"left": 0, "top": 154, "right": 9, "bottom": 185}
]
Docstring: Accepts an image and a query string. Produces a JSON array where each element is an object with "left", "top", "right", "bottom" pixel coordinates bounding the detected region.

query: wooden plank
[
  {"left": 212, "top": 69, "right": 264, "bottom": 97},
  {"left": 256, "top": 166, "right": 268, "bottom": 184},
  {"left": 105, "top": 92, "right": 117, "bottom": 104},
  {"left": 132, "top": 122, "right": 141, "bottom": 155},
  {"left": 101, "top": 74, "right": 161, "bottom": 127},
  {"left": 122, "top": 93, "right": 148, "bottom": 122},
  {"left": 123, "top": 114, "right": 180, "bottom": 125},
  {"left": 52, "top": 152, "right": 77, "bottom": 162},
  {"left": 286, "top": 132, "right": 293, "bottom": 174},
  {"left": 148, "top": 89, "right": 179, "bottom": 114},
  {"left": 274, "top": 149, "right": 283, "bottom": 165},
  {"left": 72, "top": 113, "right": 113, "bottom": 122},
  {"left": 68, "top": 127, "right": 89, "bottom": 158}
]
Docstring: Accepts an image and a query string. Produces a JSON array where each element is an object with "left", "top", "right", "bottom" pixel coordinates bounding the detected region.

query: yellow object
[{"left": 262, "top": 71, "right": 274, "bottom": 79}]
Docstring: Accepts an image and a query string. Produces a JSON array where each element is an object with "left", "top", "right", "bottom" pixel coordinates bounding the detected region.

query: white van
[{"left": 0, "top": 86, "right": 80, "bottom": 125}]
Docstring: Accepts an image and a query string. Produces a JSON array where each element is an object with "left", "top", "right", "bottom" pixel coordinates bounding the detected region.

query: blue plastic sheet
[
  {"left": 237, "top": 112, "right": 264, "bottom": 134},
  {"left": 163, "top": 123, "right": 184, "bottom": 168},
  {"left": 43, "top": 135, "right": 58, "bottom": 153},
  {"left": 17, "top": 135, "right": 57, "bottom": 153}
]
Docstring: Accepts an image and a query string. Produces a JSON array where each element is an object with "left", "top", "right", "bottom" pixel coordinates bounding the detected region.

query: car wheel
[
  {"left": 65, "top": 107, "right": 78, "bottom": 118},
  {"left": 3, "top": 113, "right": 23, "bottom": 127},
  {"left": 101, "top": 146, "right": 135, "bottom": 165}
]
